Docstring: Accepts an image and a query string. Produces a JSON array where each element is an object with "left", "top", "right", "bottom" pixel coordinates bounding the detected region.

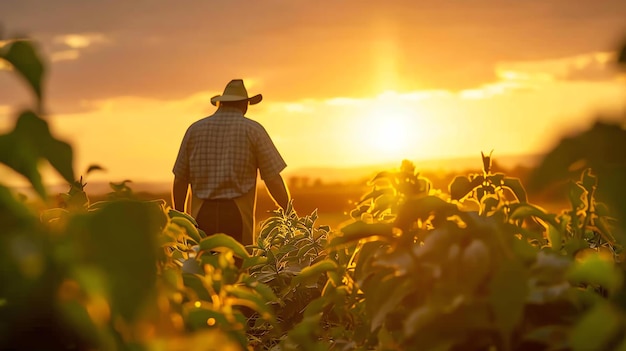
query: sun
[
  {"left": 357, "top": 101, "right": 416, "bottom": 161},
  {"left": 367, "top": 114, "right": 409, "bottom": 152}
]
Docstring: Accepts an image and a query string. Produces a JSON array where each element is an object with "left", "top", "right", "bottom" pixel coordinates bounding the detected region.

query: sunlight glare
[{"left": 358, "top": 100, "right": 417, "bottom": 160}]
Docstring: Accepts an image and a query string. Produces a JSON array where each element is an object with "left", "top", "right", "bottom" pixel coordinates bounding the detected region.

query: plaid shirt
[{"left": 173, "top": 107, "right": 287, "bottom": 199}]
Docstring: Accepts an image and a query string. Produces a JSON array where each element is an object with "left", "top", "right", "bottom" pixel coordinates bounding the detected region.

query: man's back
[
  {"left": 174, "top": 106, "right": 285, "bottom": 200},
  {"left": 172, "top": 79, "right": 290, "bottom": 246}
]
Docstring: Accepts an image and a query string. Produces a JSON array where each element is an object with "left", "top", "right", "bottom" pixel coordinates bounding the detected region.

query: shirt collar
[{"left": 215, "top": 106, "right": 245, "bottom": 116}]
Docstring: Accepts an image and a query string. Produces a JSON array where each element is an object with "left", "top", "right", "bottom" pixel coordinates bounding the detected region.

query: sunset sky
[{"left": 1, "top": 0, "right": 625, "bottom": 186}]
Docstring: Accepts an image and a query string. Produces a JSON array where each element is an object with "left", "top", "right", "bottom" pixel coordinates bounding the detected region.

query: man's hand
[
  {"left": 264, "top": 174, "right": 290, "bottom": 210},
  {"left": 172, "top": 176, "right": 190, "bottom": 212}
]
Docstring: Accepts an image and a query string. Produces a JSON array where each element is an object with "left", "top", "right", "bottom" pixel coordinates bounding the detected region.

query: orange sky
[{"left": 1, "top": 0, "right": 626, "bottom": 186}]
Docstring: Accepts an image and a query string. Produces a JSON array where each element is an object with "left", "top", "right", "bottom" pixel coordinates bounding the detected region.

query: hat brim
[{"left": 210, "top": 94, "right": 262, "bottom": 106}]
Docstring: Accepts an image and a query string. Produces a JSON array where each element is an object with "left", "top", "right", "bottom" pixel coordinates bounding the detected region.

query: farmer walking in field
[{"left": 172, "top": 79, "right": 291, "bottom": 246}]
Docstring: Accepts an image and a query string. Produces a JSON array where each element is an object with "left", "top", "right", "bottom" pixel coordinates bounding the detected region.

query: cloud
[
  {"left": 51, "top": 49, "right": 80, "bottom": 62},
  {"left": 495, "top": 52, "right": 621, "bottom": 84},
  {"left": 453, "top": 51, "right": 623, "bottom": 100},
  {"left": 48, "top": 33, "right": 112, "bottom": 62},
  {"left": 560, "top": 53, "right": 619, "bottom": 81},
  {"left": 53, "top": 33, "right": 110, "bottom": 49},
  {"left": 0, "top": 0, "right": 625, "bottom": 114}
]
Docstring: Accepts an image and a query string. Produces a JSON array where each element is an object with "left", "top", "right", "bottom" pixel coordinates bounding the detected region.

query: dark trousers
[{"left": 196, "top": 199, "right": 243, "bottom": 243}]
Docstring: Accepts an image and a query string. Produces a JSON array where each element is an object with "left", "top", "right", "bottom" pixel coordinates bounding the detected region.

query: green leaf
[
  {"left": 502, "top": 177, "right": 527, "bottom": 203},
  {"left": 296, "top": 242, "right": 320, "bottom": 260},
  {"left": 547, "top": 223, "right": 562, "bottom": 252},
  {"left": 40, "top": 207, "right": 69, "bottom": 223},
  {"left": 487, "top": 173, "right": 504, "bottom": 186},
  {"left": 87, "top": 200, "right": 166, "bottom": 322},
  {"left": 291, "top": 259, "right": 338, "bottom": 286},
  {"left": 369, "top": 171, "right": 396, "bottom": 185},
  {"left": 371, "top": 194, "right": 395, "bottom": 215},
  {"left": 168, "top": 208, "right": 199, "bottom": 227},
  {"left": 595, "top": 216, "right": 617, "bottom": 246},
  {"left": 370, "top": 278, "right": 412, "bottom": 331},
  {"left": 449, "top": 176, "right": 473, "bottom": 201},
  {"left": 403, "top": 305, "right": 436, "bottom": 337},
  {"left": 226, "top": 286, "right": 274, "bottom": 319},
  {"left": 580, "top": 168, "right": 597, "bottom": 192},
  {"left": 57, "top": 301, "right": 100, "bottom": 346},
  {"left": 85, "top": 164, "right": 105, "bottom": 175},
  {"left": 251, "top": 282, "right": 278, "bottom": 303},
  {"left": 489, "top": 260, "right": 528, "bottom": 345},
  {"left": 595, "top": 202, "right": 611, "bottom": 217},
  {"left": 302, "top": 296, "right": 329, "bottom": 318},
  {"left": 568, "top": 181, "right": 587, "bottom": 211},
  {"left": 374, "top": 248, "right": 414, "bottom": 275},
  {"left": 481, "top": 150, "right": 493, "bottom": 173},
  {"left": 510, "top": 236, "right": 538, "bottom": 264},
  {"left": 459, "top": 239, "right": 491, "bottom": 292},
  {"left": 359, "top": 188, "right": 395, "bottom": 203},
  {"left": 276, "top": 243, "right": 298, "bottom": 259},
  {"left": 199, "top": 233, "right": 250, "bottom": 259},
  {"left": 183, "top": 273, "right": 212, "bottom": 301},
  {"left": 413, "top": 226, "right": 457, "bottom": 260},
  {"left": 350, "top": 205, "right": 370, "bottom": 219},
  {"left": 522, "top": 325, "right": 569, "bottom": 349},
  {"left": 509, "top": 203, "right": 558, "bottom": 227},
  {"left": 480, "top": 194, "right": 499, "bottom": 215},
  {"left": 395, "top": 195, "right": 458, "bottom": 231},
  {"left": 567, "top": 254, "right": 623, "bottom": 294},
  {"left": 185, "top": 306, "right": 231, "bottom": 330},
  {"left": 242, "top": 255, "right": 267, "bottom": 269},
  {"left": 0, "top": 111, "right": 75, "bottom": 198},
  {"left": 570, "top": 302, "right": 622, "bottom": 351},
  {"left": 0, "top": 129, "right": 40, "bottom": 195},
  {"left": 109, "top": 180, "right": 133, "bottom": 194},
  {"left": 353, "top": 241, "right": 386, "bottom": 284},
  {"left": 330, "top": 221, "right": 394, "bottom": 247},
  {"left": 0, "top": 39, "right": 45, "bottom": 106},
  {"left": 170, "top": 216, "right": 202, "bottom": 244},
  {"left": 284, "top": 313, "right": 326, "bottom": 351},
  {"left": 563, "top": 237, "right": 588, "bottom": 257}
]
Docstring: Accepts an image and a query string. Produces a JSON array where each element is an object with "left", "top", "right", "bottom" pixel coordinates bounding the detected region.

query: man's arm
[
  {"left": 264, "top": 174, "right": 290, "bottom": 210},
  {"left": 172, "top": 176, "right": 190, "bottom": 212}
]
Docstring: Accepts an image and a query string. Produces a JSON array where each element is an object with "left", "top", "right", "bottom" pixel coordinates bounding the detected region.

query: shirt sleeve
[
  {"left": 253, "top": 125, "right": 287, "bottom": 181},
  {"left": 172, "top": 128, "right": 192, "bottom": 181}
]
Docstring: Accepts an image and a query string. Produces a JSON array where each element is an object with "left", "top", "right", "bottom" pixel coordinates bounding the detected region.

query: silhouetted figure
[{"left": 172, "top": 79, "right": 290, "bottom": 245}]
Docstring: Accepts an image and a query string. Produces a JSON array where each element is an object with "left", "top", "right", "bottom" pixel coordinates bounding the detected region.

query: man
[{"left": 172, "top": 79, "right": 290, "bottom": 245}]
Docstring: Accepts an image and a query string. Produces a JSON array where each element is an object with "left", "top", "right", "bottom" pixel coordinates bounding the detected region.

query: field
[
  {"left": 89, "top": 158, "right": 570, "bottom": 235},
  {"left": 2, "top": 35, "right": 626, "bottom": 351}
]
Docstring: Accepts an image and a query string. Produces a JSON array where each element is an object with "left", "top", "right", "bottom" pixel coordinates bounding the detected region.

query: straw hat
[{"left": 210, "top": 79, "right": 262, "bottom": 106}]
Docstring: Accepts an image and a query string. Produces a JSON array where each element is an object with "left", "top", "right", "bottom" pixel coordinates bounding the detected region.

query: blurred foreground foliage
[{"left": 2, "top": 34, "right": 626, "bottom": 351}]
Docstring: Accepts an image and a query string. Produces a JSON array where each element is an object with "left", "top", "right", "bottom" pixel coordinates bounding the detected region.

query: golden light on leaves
[
  {"left": 86, "top": 295, "right": 111, "bottom": 326},
  {"left": 57, "top": 279, "right": 82, "bottom": 301},
  {"left": 170, "top": 313, "right": 184, "bottom": 331}
]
